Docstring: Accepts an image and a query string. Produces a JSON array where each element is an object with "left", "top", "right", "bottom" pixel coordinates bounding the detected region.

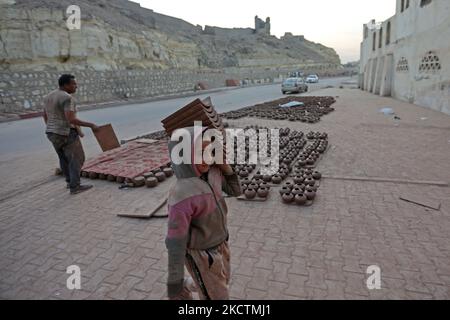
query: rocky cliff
[{"left": 0, "top": 0, "right": 341, "bottom": 72}]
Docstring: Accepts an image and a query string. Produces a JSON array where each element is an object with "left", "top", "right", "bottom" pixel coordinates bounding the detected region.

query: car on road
[
  {"left": 306, "top": 74, "right": 319, "bottom": 83},
  {"left": 281, "top": 78, "right": 308, "bottom": 94}
]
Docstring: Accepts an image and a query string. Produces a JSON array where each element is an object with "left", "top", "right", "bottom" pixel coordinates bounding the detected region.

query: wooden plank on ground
[
  {"left": 117, "top": 197, "right": 168, "bottom": 219},
  {"left": 399, "top": 195, "right": 441, "bottom": 211}
]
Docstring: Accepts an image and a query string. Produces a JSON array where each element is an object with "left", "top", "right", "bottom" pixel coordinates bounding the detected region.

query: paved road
[
  {"left": 0, "top": 77, "right": 351, "bottom": 198},
  {"left": 0, "top": 77, "right": 351, "bottom": 157}
]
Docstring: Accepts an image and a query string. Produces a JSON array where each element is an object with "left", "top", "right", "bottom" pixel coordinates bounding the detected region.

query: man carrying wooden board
[{"left": 43, "top": 74, "right": 100, "bottom": 195}]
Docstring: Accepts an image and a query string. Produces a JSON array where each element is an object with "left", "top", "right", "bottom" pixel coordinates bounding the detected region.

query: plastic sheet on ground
[{"left": 279, "top": 101, "right": 305, "bottom": 108}]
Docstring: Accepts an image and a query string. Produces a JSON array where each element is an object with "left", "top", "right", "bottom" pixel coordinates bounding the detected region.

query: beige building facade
[{"left": 359, "top": 0, "right": 450, "bottom": 114}]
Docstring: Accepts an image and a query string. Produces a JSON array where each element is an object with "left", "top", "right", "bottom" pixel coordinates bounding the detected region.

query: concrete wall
[{"left": 360, "top": 0, "right": 450, "bottom": 114}]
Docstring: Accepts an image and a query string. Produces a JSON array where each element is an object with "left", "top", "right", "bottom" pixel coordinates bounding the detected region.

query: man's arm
[
  {"left": 64, "top": 110, "right": 98, "bottom": 131},
  {"left": 43, "top": 110, "right": 48, "bottom": 124}
]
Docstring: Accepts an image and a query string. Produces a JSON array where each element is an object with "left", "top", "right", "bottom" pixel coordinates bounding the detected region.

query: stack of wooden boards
[{"left": 161, "top": 97, "right": 224, "bottom": 135}]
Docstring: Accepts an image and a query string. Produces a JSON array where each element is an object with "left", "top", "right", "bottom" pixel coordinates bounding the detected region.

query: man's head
[{"left": 58, "top": 74, "right": 77, "bottom": 94}]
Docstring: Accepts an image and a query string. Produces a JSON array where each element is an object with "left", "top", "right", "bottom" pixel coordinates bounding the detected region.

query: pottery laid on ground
[
  {"left": 257, "top": 187, "right": 269, "bottom": 198},
  {"left": 245, "top": 188, "right": 257, "bottom": 200},
  {"left": 155, "top": 172, "right": 166, "bottom": 182},
  {"left": 282, "top": 193, "right": 294, "bottom": 203},
  {"left": 305, "top": 190, "right": 316, "bottom": 200},
  {"left": 146, "top": 177, "right": 158, "bottom": 188},
  {"left": 272, "top": 175, "right": 282, "bottom": 184},
  {"left": 294, "top": 194, "right": 308, "bottom": 205},
  {"left": 163, "top": 168, "right": 174, "bottom": 177}
]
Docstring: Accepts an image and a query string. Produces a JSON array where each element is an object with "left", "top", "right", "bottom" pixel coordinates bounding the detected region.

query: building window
[
  {"left": 373, "top": 33, "right": 376, "bottom": 51},
  {"left": 396, "top": 57, "right": 409, "bottom": 73},
  {"left": 364, "top": 26, "right": 368, "bottom": 39},
  {"left": 401, "top": 0, "right": 405, "bottom": 12},
  {"left": 386, "top": 22, "right": 391, "bottom": 45},
  {"left": 379, "top": 28, "right": 383, "bottom": 49},
  {"left": 419, "top": 51, "right": 441, "bottom": 73},
  {"left": 420, "top": 0, "right": 432, "bottom": 7},
  {"left": 406, "top": 0, "right": 410, "bottom": 9}
]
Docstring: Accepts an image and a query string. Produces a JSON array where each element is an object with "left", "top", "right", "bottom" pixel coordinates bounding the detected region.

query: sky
[{"left": 138, "top": 0, "right": 396, "bottom": 63}]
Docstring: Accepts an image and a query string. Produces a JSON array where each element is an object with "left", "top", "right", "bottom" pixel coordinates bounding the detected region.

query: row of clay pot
[
  {"left": 222, "top": 96, "right": 336, "bottom": 122},
  {"left": 142, "top": 167, "right": 174, "bottom": 188},
  {"left": 243, "top": 187, "right": 270, "bottom": 199},
  {"left": 306, "top": 131, "right": 328, "bottom": 140},
  {"left": 241, "top": 178, "right": 271, "bottom": 199},
  {"left": 280, "top": 180, "right": 318, "bottom": 205}
]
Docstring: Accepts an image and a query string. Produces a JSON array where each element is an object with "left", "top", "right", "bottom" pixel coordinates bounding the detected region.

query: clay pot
[
  {"left": 282, "top": 182, "right": 294, "bottom": 190},
  {"left": 146, "top": 177, "right": 158, "bottom": 188},
  {"left": 252, "top": 179, "right": 263, "bottom": 186},
  {"left": 248, "top": 183, "right": 259, "bottom": 190},
  {"left": 293, "top": 176, "right": 305, "bottom": 184},
  {"left": 263, "top": 175, "right": 272, "bottom": 183},
  {"left": 271, "top": 175, "right": 282, "bottom": 184},
  {"left": 245, "top": 188, "right": 257, "bottom": 200},
  {"left": 254, "top": 172, "right": 263, "bottom": 180},
  {"left": 282, "top": 193, "right": 294, "bottom": 204},
  {"left": 292, "top": 187, "right": 303, "bottom": 196},
  {"left": 89, "top": 172, "right": 98, "bottom": 179},
  {"left": 306, "top": 185, "right": 317, "bottom": 192},
  {"left": 155, "top": 172, "right": 166, "bottom": 182},
  {"left": 116, "top": 176, "right": 125, "bottom": 184},
  {"left": 304, "top": 178, "right": 315, "bottom": 186},
  {"left": 99, "top": 173, "right": 107, "bottom": 180},
  {"left": 107, "top": 174, "right": 116, "bottom": 182},
  {"left": 294, "top": 184, "right": 306, "bottom": 191},
  {"left": 241, "top": 177, "right": 251, "bottom": 185},
  {"left": 239, "top": 170, "right": 249, "bottom": 178},
  {"left": 163, "top": 168, "right": 174, "bottom": 178},
  {"left": 294, "top": 194, "right": 307, "bottom": 205},
  {"left": 305, "top": 190, "right": 316, "bottom": 200},
  {"left": 279, "top": 186, "right": 291, "bottom": 196},
  {"left": 257, "top": 187, "right": 269, "bottom": 198},
  {"left": 143, "top": 172, "right": 154, "bottom": 179},
  {"left": 133, "top": 176, "right": 146, "bottom": 187},
  {"left": 312, "top": 171, "right": 322, "bottom": 180},
  {"left": 259, "top": 182, "right": 270, "bottom": 190}
]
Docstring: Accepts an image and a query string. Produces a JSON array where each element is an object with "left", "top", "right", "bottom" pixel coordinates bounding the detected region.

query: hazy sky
[{"left": 138, "top": 0, "right": 396, "bottom": 63}]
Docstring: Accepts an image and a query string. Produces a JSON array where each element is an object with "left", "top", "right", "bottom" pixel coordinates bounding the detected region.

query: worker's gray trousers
[{"left": 47, "top": 128, "right": 85, "bottom": 190}]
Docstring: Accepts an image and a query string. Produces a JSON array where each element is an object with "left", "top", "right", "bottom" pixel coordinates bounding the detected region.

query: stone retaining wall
[{"left": 0, "top": 67, "right": 345, "bottom": 113}]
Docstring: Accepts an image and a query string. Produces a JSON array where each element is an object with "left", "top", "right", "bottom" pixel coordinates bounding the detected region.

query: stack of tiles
[{"left": 161, "top": 97, "right": 224, "bottom": 136}]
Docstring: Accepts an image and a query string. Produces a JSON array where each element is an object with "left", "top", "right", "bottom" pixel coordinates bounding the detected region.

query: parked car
[
  {"left": 282, "top": 78, "right": 308, "bottom": 94},
  {"left": 306, "top": 74, "right": 319, "bottom": 83}
]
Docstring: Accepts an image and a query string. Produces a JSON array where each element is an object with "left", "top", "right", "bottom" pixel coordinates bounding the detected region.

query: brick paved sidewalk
[{"left": 0, "top": 88, "right": 449, "bottom": 299}]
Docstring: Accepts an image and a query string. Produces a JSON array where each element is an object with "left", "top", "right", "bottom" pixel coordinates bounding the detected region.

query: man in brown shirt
[{"left": 43, "top": 74, "right": 99, "bottom": 195}]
